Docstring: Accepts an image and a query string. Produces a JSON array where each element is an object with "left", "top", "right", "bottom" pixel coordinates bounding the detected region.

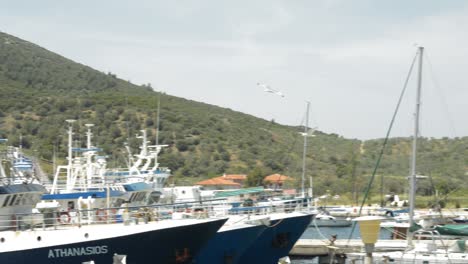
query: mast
[
  {"left": 301, "top": 101, "right": 310, "bottom": 198},
  {"left": 85, "top": 124, "right": 94, "bottom": 190},
  {"left": 408, "top": 46, "right": 423, "bottom": 245},
  {"left": 66, "top": 119, "right": 76, "bottom": 188}
]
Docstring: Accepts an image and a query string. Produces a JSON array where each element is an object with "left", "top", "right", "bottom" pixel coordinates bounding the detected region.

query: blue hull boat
[
  {"left": 238, "top": 212, "right": 313, "bottom": 264},
  {"left": 0, "top": 218, "right": 226, "bottom": 264},
  {"left": 194, "top": 222, "right": 266, "bottom": 263}
]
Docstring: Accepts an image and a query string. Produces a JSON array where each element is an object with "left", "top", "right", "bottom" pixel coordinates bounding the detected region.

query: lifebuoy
[{"left": 58, "top": 212, "right": 71, "bottom": 224}]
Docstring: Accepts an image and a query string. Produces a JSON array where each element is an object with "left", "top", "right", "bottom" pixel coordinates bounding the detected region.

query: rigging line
[
  {"left": 424, "top": 52, "right": 458, "bottom": 137},
  {"left": 311, "top": 218, "right": 330, "bottom": 241},
  {"left": 347, "top": 50, "right": 419, "bottom": 242}
]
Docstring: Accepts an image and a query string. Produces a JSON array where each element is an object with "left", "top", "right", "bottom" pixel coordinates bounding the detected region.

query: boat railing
[
  {"left": 0, "top": 203, "right": 200, "bottom": 231},
  {"left": 0, "top": 177, "right": 37, "bottom": 185},
  {"left": 0, "top": 196, "right": 308, "bottom": 231},
  {"left": 43, "top": 180, "right": 126, "bottom": 193},
  {"left": 154, "top": 197, "right": 308, "bottom": 219},
  {"left": 103, "top": 167, "right": 170, "bottom": 177}
]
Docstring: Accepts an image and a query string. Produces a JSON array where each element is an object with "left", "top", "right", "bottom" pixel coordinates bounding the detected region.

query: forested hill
[{"left": 0, "top": 31, "right": 466, "bottom": 200}]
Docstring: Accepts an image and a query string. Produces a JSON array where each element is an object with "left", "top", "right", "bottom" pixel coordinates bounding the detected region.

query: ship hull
[
  {"left": 0, "top": 218, "right": 226, "bottom": 264},
  {"left": 194, "top": 223, "right": 266, "bottom": 263},
  {"left": 238, "top": 212, "right": 313, "bottom": 264}
]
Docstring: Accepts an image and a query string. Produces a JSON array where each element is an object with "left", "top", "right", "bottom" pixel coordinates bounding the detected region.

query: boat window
[
  {"left": 20, "top": 194, "right": 29, "bottom": 205},
  {"left": 2, "top": 195, "right": 11, "bottom": 207},
  {"left": 14, "top": 194, "right": 23, "bottom": 206},
  {"left": 135, "top": 192, "right": 145, "bottom": 201},
  {"left": 129, "top": 193, "right": 136, "bottom": 202},
  {"left": 9, "top": 195, "right": 17, "bottom": 206},
  {"left": 134, "top": 193, "right": 141, "bottom": 201}
]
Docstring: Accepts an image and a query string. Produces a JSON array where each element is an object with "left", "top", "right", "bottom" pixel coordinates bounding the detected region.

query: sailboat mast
[
  {"left": 409, "top": 46, "right": 424, "bottom": 241},
  {"left": 301, "top": 101, "right": 310, "bottom": 198},
  {"left": 66, "top": 119, "right": 76, "bottom": 187}
]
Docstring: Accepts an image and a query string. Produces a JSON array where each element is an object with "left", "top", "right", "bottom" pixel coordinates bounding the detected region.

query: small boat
[
  {"left": 312, "top": 213, "right": 352, "bottom": 227},
  {"left": 435, "top": 224, "right": 468, "bottom": 237},
  {"left": 453, "top": 215, "right": 468, "bottom": 224},
  {"left": 347, "top": 229, "right": 468, "bottom": 263}
]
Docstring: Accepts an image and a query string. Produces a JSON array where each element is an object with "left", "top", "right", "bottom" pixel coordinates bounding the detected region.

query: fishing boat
[
  {"left": 347, "top": 47, "right": 468, "bottom": 263},
  {"left": 43, "top": 122, "right": 155, "bottom": 213},
  {"left": 161, "top": 186, "right": 315, "bottom": 263},
  {"left": 0, "top": 139, "right": 230, "bottom": 264},
  {"left": 0, "top": 205, "right": 227, "bottom": 264},
  {"left": 237, "top": 210, "right": 314, "bottom": 264},
  {"left": 193, "top": 216, "right": 268, "bottom": 263},
  {"left": 0, "top": 140, "right": 47, "bottom": 231},
  {"left": 104, "top": 129, "right": 171, "bottom": 203}
]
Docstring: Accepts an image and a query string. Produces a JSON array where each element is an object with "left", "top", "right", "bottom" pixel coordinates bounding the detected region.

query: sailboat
[{"left": 347, "top": 47, "right": 468, "bottom": 263}]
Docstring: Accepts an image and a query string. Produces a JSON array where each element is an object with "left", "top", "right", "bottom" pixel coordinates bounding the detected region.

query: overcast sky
[{"left": 2, "top": 0, "right": 468, "bottom": 139}]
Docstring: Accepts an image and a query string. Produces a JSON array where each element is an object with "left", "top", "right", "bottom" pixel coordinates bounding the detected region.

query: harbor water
[{"left": 290, "top": 224, "right": 393, "bottom": 263}]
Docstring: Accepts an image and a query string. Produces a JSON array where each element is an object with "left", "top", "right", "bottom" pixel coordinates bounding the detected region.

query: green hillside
[{"left": 0, "top": 31, "right": 466, "bottom": 206}]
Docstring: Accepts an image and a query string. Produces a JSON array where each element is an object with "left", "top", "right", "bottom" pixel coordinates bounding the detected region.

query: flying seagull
[{"left": 257, "top": 83, "right": 285, "bottom": 97}]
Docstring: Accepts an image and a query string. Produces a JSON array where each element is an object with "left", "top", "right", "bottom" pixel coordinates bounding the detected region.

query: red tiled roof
[
  {"left": 263, "top": 174, "right": 292, "bottom": 183},
  {"left": 195, "top": 178, "right": 241, "bottom": 186}
]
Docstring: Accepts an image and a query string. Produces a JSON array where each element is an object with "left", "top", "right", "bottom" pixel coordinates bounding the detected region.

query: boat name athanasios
[{"left": 48, "top": 245, "right": 108, "bottom": 258}]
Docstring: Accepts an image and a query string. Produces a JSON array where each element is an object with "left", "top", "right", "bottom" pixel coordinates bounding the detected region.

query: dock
[{"left": 290, "top": 239, "right": 407, "bottom": 256}]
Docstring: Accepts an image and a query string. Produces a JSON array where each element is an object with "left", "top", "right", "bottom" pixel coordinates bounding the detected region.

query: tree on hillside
[{"left": 246, "top": 166, "right": 264, "bottom": 187}]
